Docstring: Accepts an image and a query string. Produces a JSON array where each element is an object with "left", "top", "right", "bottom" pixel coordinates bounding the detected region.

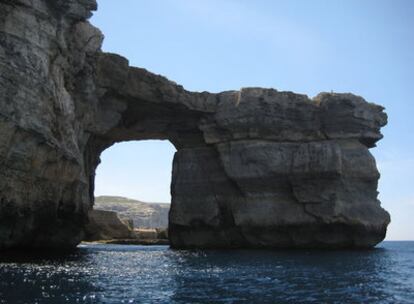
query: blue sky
[{"left": 91, "top": 0, "right": 414, "bottom": 240}]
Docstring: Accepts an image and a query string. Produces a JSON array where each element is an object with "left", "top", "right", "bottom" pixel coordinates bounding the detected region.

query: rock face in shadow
[{"left": 0, "top": 0, "right": 390, "bottom": 250}]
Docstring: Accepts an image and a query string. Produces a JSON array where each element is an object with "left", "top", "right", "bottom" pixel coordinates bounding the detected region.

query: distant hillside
[{"left": 94, "top": 196, "right": 170, "bottom": 228}]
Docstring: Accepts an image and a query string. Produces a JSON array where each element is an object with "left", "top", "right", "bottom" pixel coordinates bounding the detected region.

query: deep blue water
[{"left": 0, "top": 242, "right": 413, "bottom": 304}]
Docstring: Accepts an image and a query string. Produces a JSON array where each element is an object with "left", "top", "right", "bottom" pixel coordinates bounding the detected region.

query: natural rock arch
[{"left": 0, "top": 0, "right": 390, "bottom": 250}]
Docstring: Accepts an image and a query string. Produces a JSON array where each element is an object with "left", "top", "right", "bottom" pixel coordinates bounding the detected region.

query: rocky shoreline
[
  {"left": 84, "top": 209, "right": 169, "bottom": 245},
  {"left": 82, "top": 239, "right": 169, "bottom": 246}
]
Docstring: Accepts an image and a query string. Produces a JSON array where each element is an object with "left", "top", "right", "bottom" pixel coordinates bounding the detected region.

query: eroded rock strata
[{"left": 0, "top": 0, "right": 390, "bottom": 250}]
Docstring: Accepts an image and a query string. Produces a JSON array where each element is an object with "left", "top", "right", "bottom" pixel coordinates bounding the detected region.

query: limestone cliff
[
  {"left": 0, "top": 0, "right": 390, "bottom": 250},
  {"left": 94, "top": 196, "right": 169, "bottom": 229}
]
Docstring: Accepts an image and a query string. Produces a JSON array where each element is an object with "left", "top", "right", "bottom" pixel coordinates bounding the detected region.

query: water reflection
[
  {"left": 166, "top": 247, "right": 394, "bottom": 303},
  {"left": 0, "top": 242, "right": 413, "bottom": 303},
  {"left": 0, "top": 248, "right": 99, "bottom": 303}
]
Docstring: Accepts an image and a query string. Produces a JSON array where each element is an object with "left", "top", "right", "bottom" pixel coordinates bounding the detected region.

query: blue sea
[{"left": 0, "top": 241, "right": 413, "bottom": 303}]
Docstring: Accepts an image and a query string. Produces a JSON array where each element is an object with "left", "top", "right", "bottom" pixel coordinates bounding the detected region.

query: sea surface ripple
[{"left": 0, "top": 241, "right": 413, "bottom": 303}]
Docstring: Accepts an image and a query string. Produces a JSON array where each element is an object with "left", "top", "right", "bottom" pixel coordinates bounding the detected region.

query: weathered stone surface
[
  {"left": 0, "top": 0, "right": 389, "bottom": 250},
  {"left": 0, "top": 0, "right": 103, "bottom": 249},
  {"left": 84, "top": 210, "right": 135, "bottom": 241}
]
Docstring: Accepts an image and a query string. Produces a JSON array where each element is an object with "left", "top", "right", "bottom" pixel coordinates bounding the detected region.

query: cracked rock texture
[{"left": 0, "top": 0, "right": 389, "bottom": 250}]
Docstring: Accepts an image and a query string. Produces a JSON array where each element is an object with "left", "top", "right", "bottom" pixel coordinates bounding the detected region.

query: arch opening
[{"left": 84, "top": 140, "right": 176, "bottom": 243}]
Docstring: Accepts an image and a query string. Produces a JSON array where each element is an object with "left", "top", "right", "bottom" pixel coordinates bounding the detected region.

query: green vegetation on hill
[{"left": 94, "top": 196, "right": 170, "bottom": 228}]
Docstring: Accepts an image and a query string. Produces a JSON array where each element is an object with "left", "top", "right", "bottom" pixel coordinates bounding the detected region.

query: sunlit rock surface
[
  {"left": 84, "top": 210, "right": 134, "bottom": 241},
  {"left": 94, "top": 196, "right": 169, "bottom": 229},
  {"left": 0, "top": 0, "right": 389, "bottom": 250}
]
